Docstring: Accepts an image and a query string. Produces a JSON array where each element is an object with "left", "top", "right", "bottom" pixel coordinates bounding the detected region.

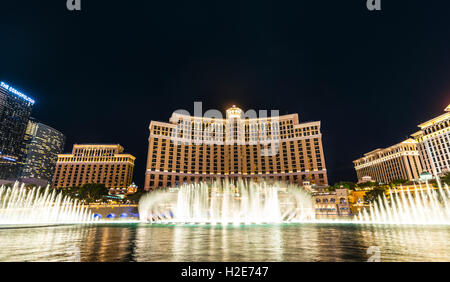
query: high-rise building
[
  {"left": 53, "top": 144, "right": 135, "bottom": 189},
  {"left": 353, "top": 139, "right": 423, "bottom": 184},
  {"left": 0, "top": 81, "right": 35, "bottom": 180},
  {"left": 18, "top": 118, "right": 65, "bottom": 187},
  {"left": 411, "top": 104, "right": 450, "bottom": 176},
  {"left": 145, "top": 106, "right": 328, "bottom": 190}
]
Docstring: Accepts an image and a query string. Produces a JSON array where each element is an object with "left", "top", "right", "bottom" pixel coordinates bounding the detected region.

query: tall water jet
[
  {"left": 0, "top": 182, "right": 95, "bottom": 225},
  {"left": 139, "top": 179, "right": 315, "bottom": 224},
  {"left": 355, "top": 181, "right": 450, "bottom": 225}
]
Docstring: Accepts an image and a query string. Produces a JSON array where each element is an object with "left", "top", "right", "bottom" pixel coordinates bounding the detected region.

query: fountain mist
[
  {"left": 355, "top": 182, "right": 450, "bottom": 225},
  {"left": 0, "top": 183, "right": 95, "bottom": 225},
  {"left": 139, "top": 179, "right": 315, "bottom": 224}
]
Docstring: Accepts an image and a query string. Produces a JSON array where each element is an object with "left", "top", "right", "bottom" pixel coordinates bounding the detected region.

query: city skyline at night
[
  {"left": 1, "top": 1, "right": 450, "bottom": 188},
  {"left": 1, "top": 0, "right": 450, "bottom": 266}
]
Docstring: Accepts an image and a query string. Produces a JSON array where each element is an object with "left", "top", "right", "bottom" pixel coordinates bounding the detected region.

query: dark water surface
[{"left": 0, "top": 223, "right": 449, "bottom": 262}]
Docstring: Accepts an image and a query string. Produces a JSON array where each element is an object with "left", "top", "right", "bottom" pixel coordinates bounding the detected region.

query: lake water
[{"left": 0, "top": 223, "right": 449, "bottom": 262}]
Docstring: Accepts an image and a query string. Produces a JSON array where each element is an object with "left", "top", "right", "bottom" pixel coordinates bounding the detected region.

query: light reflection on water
[{"left": 0, "top": 224, "right": 449, "bottom": 262}]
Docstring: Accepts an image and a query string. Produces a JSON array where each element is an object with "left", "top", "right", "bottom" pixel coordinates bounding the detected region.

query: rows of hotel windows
[
  {"left": 315, "top": 197, "right": 347, "bottom": 204},
  {"left": 355, "top": 155, "right": 421, "bottom": 184},
  {"left": 57, "top": 156, "right": 134, "bottom": 163},
  {"left": 147, "top": 173, "right": 326, "bottom": 188},
  {"left": 53, "top": 163, "right": 132, "bottom": 188},
  {"left": 148, "top": 137, "right": 324, "bottom": 174},
  {"left": 146, "top": 114, "right": 327, "bottom": 189},
  {"left": 422, "top": 120, "right": 450, "bottom": 136},
  {"left": 151, "top": 120, "right": 320, "bottom": 141},
  {"left": 354, "top": 107, "right": 450, "bottom": 183},
  {"left": 355, "top": 144, "right": 418, "bottom": 165},
  {"left": 418, "top": 133, "right": 450, "bottom": 174},
  {"left": 73, "top": 147, "right": 119, "bottom": 157}
]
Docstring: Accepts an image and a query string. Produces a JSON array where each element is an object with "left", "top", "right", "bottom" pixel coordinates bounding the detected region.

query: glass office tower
[
  {"left": 18, "top": 118, "right": 65, "bottom": 186},
  {"left": 0, "top": 81, "right": 34, "bottom": 180}
]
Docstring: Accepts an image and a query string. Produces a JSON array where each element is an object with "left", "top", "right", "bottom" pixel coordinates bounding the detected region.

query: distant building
[
  {"left": 109, "top": 182, "right": 138, "bottom": 196},
  {"left": 53, "top": 144, "right": 135, "bottom": 189},
  {"left": 18, "top": 118, "right": 65, "bottom": 187},
  {"left": 353, "top": 139, "right": 423, "bottom": 184},
  {"left": 359, "top": 175, "right": 373, "bottom": 184},
  {"left": 126, "top": 182, "right": 138, "bottom": 194},
  {"left": 411, "top": 104, "right": 450, "bottom": 176},
  {"left": 313, "top": 188, "right": 351, "bottom": 217},
  {"left": 0, "top": 81, "right": 34, "bottom": 180},
  {"left": 145, "top": 106, "right": 328, "bottom": 190}
]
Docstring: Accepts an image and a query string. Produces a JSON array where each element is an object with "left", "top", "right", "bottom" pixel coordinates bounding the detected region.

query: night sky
[{"left": 1, "top": 1, "right": 449, "bottom": 188}]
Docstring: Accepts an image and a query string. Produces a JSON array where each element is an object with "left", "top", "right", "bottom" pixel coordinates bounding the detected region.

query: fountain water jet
[
  {"left": 139, "top": 179, "right": 315, "bottom": 224},
  {"left": 355, "top": 181, "right": 450, "bottom": 225},
  {"left": 0, "top": 182, "right": 95, "bottom": 225}
]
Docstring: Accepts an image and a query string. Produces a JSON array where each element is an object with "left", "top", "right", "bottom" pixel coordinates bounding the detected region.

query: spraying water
[
  {"left": 0, "top": 182, "right": 95, "bottom": 225},
  {"left": 139, "top": 179, "right": 315, "bottom": 224},
  {"left": 355, "top": 181, "right": 450, "bottom": 225}
]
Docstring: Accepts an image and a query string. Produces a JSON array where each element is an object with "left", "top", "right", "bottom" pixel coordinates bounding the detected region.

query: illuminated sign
[
  {"left": 0, "top": 81, "right": 35, "bottom": 104},
  {"left": 1, "top": 156, "right": 16, "bottom": 162}
]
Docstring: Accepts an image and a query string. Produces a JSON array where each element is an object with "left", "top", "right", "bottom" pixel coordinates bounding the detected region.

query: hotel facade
[
  {"left": 353, "top": 139, "right": 423, "bottom": 184},
  {"left": 53, "top": 144, "right": 135, "bottom": 189},
  {"left": 0, "top": 81, "right": 34, "bottom": 180},
  {"left": 411, "top": 105, "right": 450, "bottom": 176},
  {"left": 313, "top": 188, "right": 351, "bottom": 217},
  {"left": 354, "top": 104, "right": 450, "bottom": 183},
  {"left": 145, "top": 106, "right": 328, "bottom": 190}
]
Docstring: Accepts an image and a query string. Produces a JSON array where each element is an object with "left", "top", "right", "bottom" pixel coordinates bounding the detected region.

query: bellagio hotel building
[
  {"left": 145, "top": 106, "right": 328, "bottom": 190},
  {"left": 52, "top": 144, "right": 135, "bottom": 189}
]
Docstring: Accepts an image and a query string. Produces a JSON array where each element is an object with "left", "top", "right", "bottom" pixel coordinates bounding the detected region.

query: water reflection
[
  {"left": 0, "top": 225, "right": 89, "bottom": 261},
  {"left": 0, "top": 224, "right": 448, "bottom": 262}
]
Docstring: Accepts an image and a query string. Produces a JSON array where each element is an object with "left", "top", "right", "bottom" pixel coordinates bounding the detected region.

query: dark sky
[{"left": 1, "top": 0, "right": 449, "bottom": 188}]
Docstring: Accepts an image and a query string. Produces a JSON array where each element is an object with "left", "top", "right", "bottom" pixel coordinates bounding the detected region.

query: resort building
[
  {"left": 0, "top": 81, "right": 34, "bottom": 180},
  {"left": 411, "top": 104, "right": 450, "bottom": 176},
  {"left": 353, "top": 139, "right": 423, "bottom": 184},
  {"left": 109, "top": 182, "right": 138, "bottom": 196},
  {"left": 53, "top": 144, "right": 135, "bottom": 189},
  {"left": 313, "top": 188, "right": 351, "bottom": 217},
  {"left": 17, "top": 118, "right": 65, "bottom": 187},
  {"left": 145, "top": 106, "right": 328, "bottom": 190}
]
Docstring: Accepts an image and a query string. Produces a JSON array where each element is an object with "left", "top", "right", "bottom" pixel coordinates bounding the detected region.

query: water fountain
[
  {"left": 2, "top": 178, "right": 450, "bottom": 226},
  {"left": 355, "top": 181, "right": 450, "bottom": 225},
  {"left": 0, "top": 182, "right": 95, "bottom": 226},
  {"left": 139, "top": 178, "right": 450, "bottom": 226},
  {"left": 138, "top": 179, "right": 315, "bottom": 224}
]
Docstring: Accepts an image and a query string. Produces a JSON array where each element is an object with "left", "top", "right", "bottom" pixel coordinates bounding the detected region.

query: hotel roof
[
  {"left": 417, "top": 104, "right": 450, "bottom": 129},
  {"left": 357, "top": 138, "right": 417, "bottom": 160}
]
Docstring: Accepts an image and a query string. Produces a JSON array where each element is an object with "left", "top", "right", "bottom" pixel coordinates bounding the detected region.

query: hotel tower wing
[
  {"left": 145, "top": 106, "right": 328, "bottom": 190},
  {"left": 53, "top": 144, "right": 135, "bottom": 189},
  {"left": 411, "top": 104, "right": 450, "bottom": 176},
  {"left": 354, "top": 104, "right": 450, "bottom": 183},
  {"left": 353, "top": 139, "right": 423, "bottom": 184}
]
